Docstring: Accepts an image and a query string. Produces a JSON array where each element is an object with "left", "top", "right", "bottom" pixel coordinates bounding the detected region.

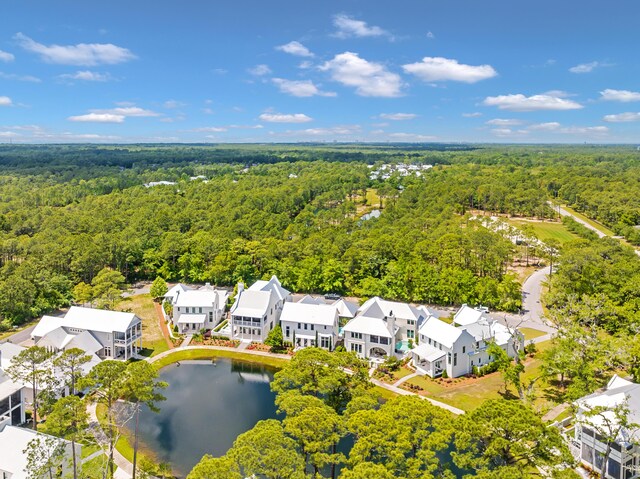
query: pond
[{"left": 130, "top": 359, "right": 279, "bottom": 477}]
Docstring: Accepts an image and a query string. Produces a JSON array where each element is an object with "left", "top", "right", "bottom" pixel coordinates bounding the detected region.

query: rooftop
[{"left": 280, "top": 302, "right": 338, "bottom": 327}]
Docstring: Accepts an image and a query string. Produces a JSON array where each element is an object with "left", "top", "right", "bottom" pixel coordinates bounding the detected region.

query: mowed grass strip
[
  {"left": 507, "top": 219, "right": 579, "bottom": 244},
  {"left": 117, "top": 294, "right": 169, "bottom": 357}
]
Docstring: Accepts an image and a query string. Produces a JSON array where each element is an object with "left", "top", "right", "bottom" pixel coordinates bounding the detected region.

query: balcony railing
[{"left": 114, "top": 333, "right": 142, "bottom": 344}]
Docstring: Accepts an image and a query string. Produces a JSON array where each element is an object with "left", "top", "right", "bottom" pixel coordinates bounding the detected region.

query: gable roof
[
  {"left": 298, "top": 295, "right": 327, "bottom": 305},
  {"left": 332, "top": 298, "right": 359, "bottom": 319},
  {"left": 343, "top": 314, "right": 393, "bottom": 338},
  {"left": 419, "top": 317, "right": 465, "bottom": 348},
  {"left": 32, "top": 307, "right": 138, "bottom": 339},
  {"left": 35, "top": 326, "right": 74, "bottom": 350},
  {"left": 453, "top": 305, "right": 487, "bottom": 326},
  {"left": 66, "top": 330, "right": 104, "bottom": 354},
  {"left": 175, "top": 289, "right": 219, "bottom": 308},
  {"left": 358, "top": 297, "right": 424, "bottom": 322},
  {"left": 0, "top": 343, "right": 26, "bottom": 370},
  {"left": 248, "top": 275, "right": 290, "bottom": 302},
  {"left": 165, "top": 283, "right": 191, "bottom": 302},
  {"left": 0, "top": 425, "right": 71, "bottom": 479},
  {"left": 231, "top": 290, "right": 271, "bottom": 318},
  {"left": 280, "top": 302, "right": 338, "bottom": 327},
  {"left": 461, "top": 320, "right": 512, "bottom": 346}
]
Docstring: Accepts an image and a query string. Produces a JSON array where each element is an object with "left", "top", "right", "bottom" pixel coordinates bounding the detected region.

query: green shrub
[{"left": 441, "top": 370, "right": 448, "bottom": 379}]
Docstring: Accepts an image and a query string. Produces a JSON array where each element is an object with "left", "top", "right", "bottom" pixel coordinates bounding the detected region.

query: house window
[
  {"left": 310, "top": 324, "right": 314, "bottom": 331},
  {"left": 407, "top": 330, "right": 415, "bottom": 339},
  {"left": 350, "top": 332, "right": 362, "bottom": 339},
  {"left": 380, "top": 337, "right": 390, "bottom": 345},
  {"left": 321, "top": 336, "right": 331, "bottom": 349},
  {"left": 370, "top": 335, "right": 379, "bottom": 344},
  {"left": 104, "top": 347, "right": 111, "bottom": 357},
  {"left": 199, "top": 307, "right": 203, "bottom": 314},
  {"left": 209, "top": 312, "right": 213, "bottom": 321},
  {"left": 298, "top": 323, "right": 301, "bottom": 329},
  {"left": 407, "top": 319, "right": 415, "bottom": 326},
  {"left": 350, "top": 343, "right": 362, "bottom": 354},
  {"left": 447, "top": 353, "right": 451, "bottom": 365},
  {"left": 462, "top": 346, "right": 466, "bottom": 354},
  {"left": 285, "top": 326, "right": 290, "bottom": 338},
  {"left": 304, "top": 324, "right": 308, "bottom": 330},
  {"left": 453, "top": 353, "right": 457, "bottom": 367},
  {"left": 270, "top": 321, "right": 273, "bottom": 330},
  {"left": 428, "top": 338, "right": 432, "bottom": 345}
]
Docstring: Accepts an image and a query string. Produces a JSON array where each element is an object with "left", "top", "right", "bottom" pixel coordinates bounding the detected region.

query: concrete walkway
[
  {"left": 82, "top": 449, "right": 104, "bottom": 464},
  {"left": 392, "top": 372, "right": 419, "bottom": 388},
  {"left": 86, "top": 402, "right": 133, "bottom": 478},
  {"left": 237, "top": 340, "right": 251, "bottom": 351},
  {"left": 180, "top": 334, "right": 193, "bottom": 347},
  {"left": 369, "top": 376, "right": 465, "bottom": 415},
  {"left": 147, "top": 344, "right": 292, "bottom": 364}
]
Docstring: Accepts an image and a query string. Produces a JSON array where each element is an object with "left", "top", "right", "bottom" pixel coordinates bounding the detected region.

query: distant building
[
  {"left": 31, "top": 306, "right": 142, "bottom": 360},
  {"left": 229, "top": 276, "right": 291, "bottom": 342},
  {"left": 0, "top": 346, "right": 25, "bottom": 426}
]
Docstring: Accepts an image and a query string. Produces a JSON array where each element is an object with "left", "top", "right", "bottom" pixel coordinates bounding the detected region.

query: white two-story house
[
  {"left": 574, "top": 375, "right": 640, "bottom": 479},
  {"left": 168, "top": 283, "right": 229, "bottom": 334},
  {"left": 280, "top": 300, "right": 339, "bottom": 350},
  {"left": 411, "top": 307, "right": 522, "bottom": 378},
  {"left": 31, "top": 306, "right": 142, "bottom": 360},
  {"left": 343, "top": 301, "right": 397, "bottom": 360},
  {"left": 230, "top": 276, "right": 291, "bottom": 342},
  {"left": 357, "top": 297, "right": 427, "bottom": 346}
]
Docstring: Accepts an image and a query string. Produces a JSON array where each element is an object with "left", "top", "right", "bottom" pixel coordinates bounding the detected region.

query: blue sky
[{"left": 1, "top": 0, "right": 639, "bottom": 143}]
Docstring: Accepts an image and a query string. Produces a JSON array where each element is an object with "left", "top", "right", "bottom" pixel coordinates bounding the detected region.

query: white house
[
  {"left": 574, "top": 375, "right": 640, "bottom": 479},
  {"left": 357, "top": 297, "right": 427, "bottom": 345},
  {"left": 280, "top": 300, "right": 339, "bottom": 350},
  {"left": 31, "top": 306, "right": 142, "bottom": 360},
  {"left": 452, "top": 304, "right": 489, "bottom": 327},
  {"left": 229, "top": 276, "right": 291, "bottom": 342},
  {"left": 411, "top": 307, "right": 522, "bottom": 378},
  {"left": 0, "top": 417, "right": 78, "bottom": 479},
  {"left": 0, "top": 346, "right": 25, "bottom": 426},
  {"left": 343, "top": 302, "right": 396, "bottom": 360},
  {"left": 167, "top": 283, "right": 229, "bottom": 334}
]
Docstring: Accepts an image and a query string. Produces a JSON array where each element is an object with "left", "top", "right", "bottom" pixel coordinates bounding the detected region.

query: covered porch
[
  {"left": 176, "top": 313, "right": 206, "bottom": 334},
  {"left": 411, "top": 343, "right": 446, "bottom": 378}
]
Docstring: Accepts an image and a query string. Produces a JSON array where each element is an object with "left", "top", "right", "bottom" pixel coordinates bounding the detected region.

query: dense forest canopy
[{"left": 0, "top": 143, "right": 639, "bottom": 327}]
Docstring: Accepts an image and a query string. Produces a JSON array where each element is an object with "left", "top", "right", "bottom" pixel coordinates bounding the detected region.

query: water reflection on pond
[{"left": 131, "top": 359, "right": 278, "bottom": 477}]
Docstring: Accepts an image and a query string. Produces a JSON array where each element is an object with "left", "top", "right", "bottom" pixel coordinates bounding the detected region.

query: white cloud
[
  {"left": 559, "top": 126, "right": 608, "bottom": 135},
  {"left": 298, "top": 61, "right": 314, "bottom": 70},
  {"left": 272, "top": 78, "right": 336, "bottom": 97},
  {"left": 259, "top": 112, "right": 313, "bottom": 123},
  {"left": 68, "top": 113, "right": 125, "bottom": 123},
  {"left": 0, "top": 72, "right": 41, "bottom": 82},
  {"left": 332, "top": 14, "right": 391, "bottom": 39},
  {"left": 15, "top": 32, "right": 135, "bottom": 66},
  {"left": 0, "top": 96, "right": 12, "bottom": 106},
  {"left": 163, "top": 100, "right": 186, "bottom": 109},
  {"left": 0, "top": 50, "right": 14, "bottom": 62},
  {"left": 486, "top": 118, "right": 523, "bottom": 126},
  {"left": 379, "top": 113, "right": 418, "bottom": 121},
  {"left": 319, "top": 52, "right": 403, "bottom": 97},
  {"left": 297, "top": 126, "right": 360, "bottom": 135},
  {"left": 276, "top": 41, "right": 313, "bottom": 57},
  {"left": 194, "top": 126, "right": 228, "bottom": 132},
  {"left": 600, "top": 89, "right": 640, "bottom": 102},
  {"left": 426, "top": 31, "right": 435, "bottom": 39},
  {"left": 462, "top": 112, "right": 482, "bottom": 118},
  {"left": 248, "top": 64, "right": 271, "bottom": 76},
  {"left": 569, "top": 61, "right": 610, "bottom": 73},
  {"left": 527, "top": 122, "right": 561, "bottom": 131},
  {"left": 58, "top": 70, "right": 111, "bottom": 82},
  {"left": 482, "top": 92, "right": 583, "bottom": 111},
  {"left": 403, "top": 57, "right": 497, "bottom": 83},
  {"left": 93, "top": 107, "right": 160, "bottom": 117},
  {"left": 603, "top": 112, "right": 640, "bottom": 123}
]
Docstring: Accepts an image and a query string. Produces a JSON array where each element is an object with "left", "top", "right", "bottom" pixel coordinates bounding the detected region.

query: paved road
[
  {"left": 548, "top": 202, "right": 607, "bottom": 238},
  {"left": 0, "top": 324, "right": 36, "bottom": 345}
]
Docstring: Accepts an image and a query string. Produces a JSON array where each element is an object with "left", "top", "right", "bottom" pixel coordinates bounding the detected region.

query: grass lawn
[
  {"left": 404, "top": 340, "right": 557, "bottom": 412},
  {"left": 95, "top": 403, "right": 135, "bottom": 463},
  {"left": 117, "top": 294, "right": 169, "bottom": 357},
  {"left": 508, "top": 219, "right": 579, "bottom": 245},
  {"left": 560, "top": 205, "right": 616, "bottom": 237},
  {"left": 82, "top": 454, "right": 108, "bottom": 479},
  {"left": 151, "top": 347, "right": 290, "bottom": 370},
  {"left": 520, "top": 327, "right": 548, "bottom": 341}
]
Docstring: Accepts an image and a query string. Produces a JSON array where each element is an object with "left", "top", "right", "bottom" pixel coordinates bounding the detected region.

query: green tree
[
  {"left": 46, "top": 395, "right": 90, "bottom": 479},
  {"left": 452, "top": 399, "right": 574, "bottom": 477},
  {"left": 121, "top": 361, "right": 168, "bottom": 479},
  {"left": 187, "top": 455, "right": 242, "bottom": 479},
  {"left": 150, "top": 277, "right": 168, "bottom": 301},
  {"left": 91, "top": 268, "right": 126, "bottom": 309},
  {"left": 80, "top": 360, "right": 127, "bottom": 478},
  {"left": 6, "top": 346, "right": 53, "bottom": 431},
  {"left": 227, "top": 419, "right": 306, "bottom": 479},
  {"left": 339, "top": 462, "right": 396, "bottom": 479},
  {"left": 23, "top": 434, "right": 66, "bottom": 479},
  {"left": 53, "top": 347, "right": 92, "bottom": 396},
  {"left": 73, "top": 281, "right": 94, "bottom": 306},
  {"left": 264, "top": 324, "right": 284, "bottom": 352}
]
